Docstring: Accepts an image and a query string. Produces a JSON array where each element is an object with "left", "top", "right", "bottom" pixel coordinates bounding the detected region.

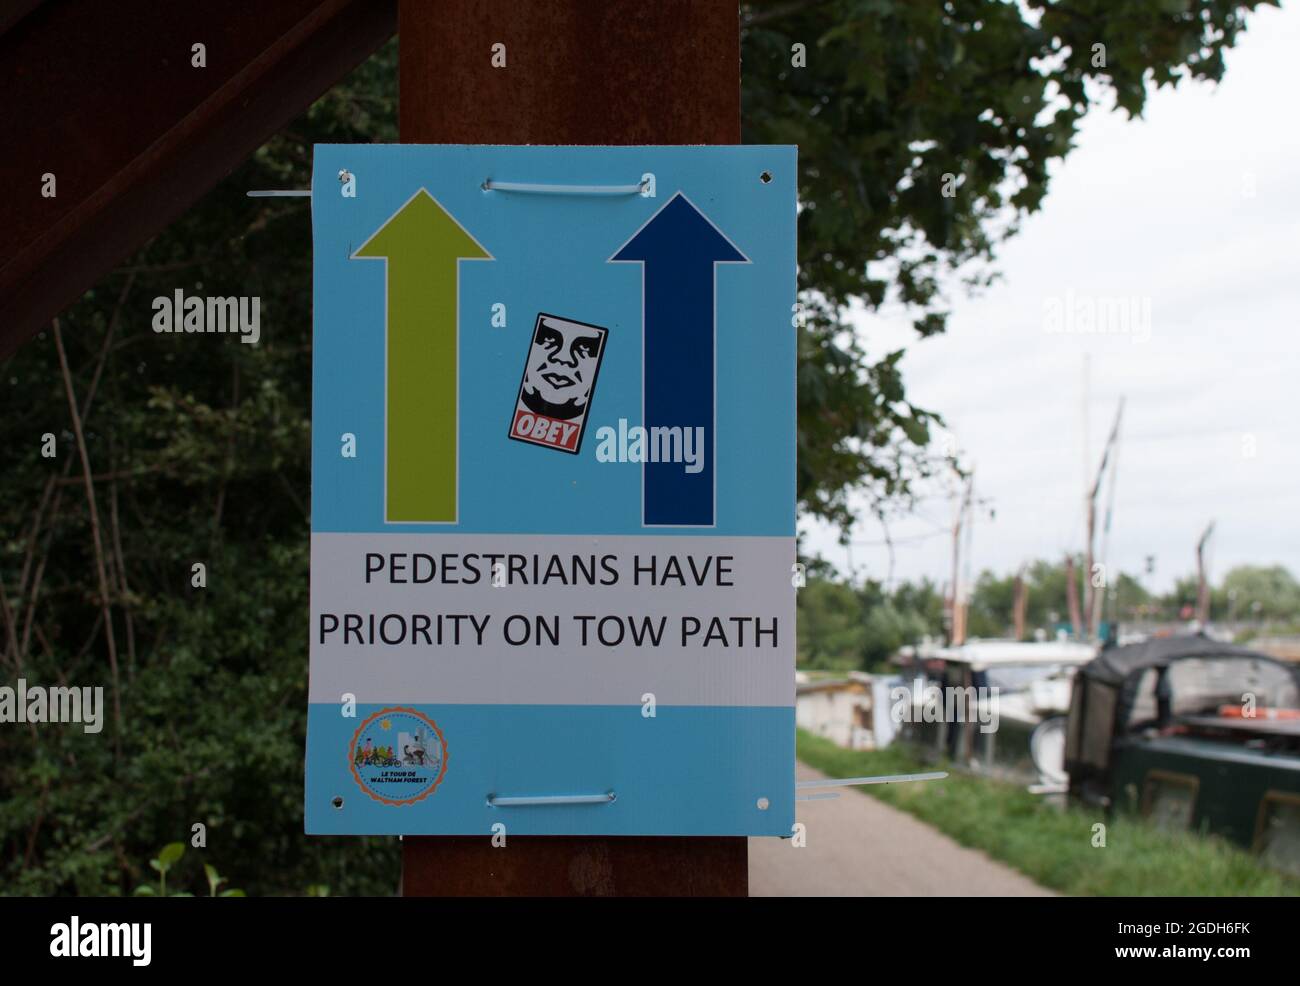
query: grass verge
[{"left": 796, "top": 729, "right": 1298, "bottom": 896}]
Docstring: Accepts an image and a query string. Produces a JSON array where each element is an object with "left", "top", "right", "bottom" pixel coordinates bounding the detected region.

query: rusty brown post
[{"left": 397, "top": 0, "right": 746, "bottom": 896}]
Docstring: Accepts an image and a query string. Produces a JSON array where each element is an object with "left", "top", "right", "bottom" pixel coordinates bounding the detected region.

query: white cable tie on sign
[
  {"left": 796, "top": 771, "right": 947, "bottom": 790},
  {"left": 481, "top": 178, "right": 647, "bottom": 195},
  {"left": 486, "top": 791, "right": 617, "bottom": 807},
  {"left": 246, "top": 189, "right": 312, "bottom": 197}
]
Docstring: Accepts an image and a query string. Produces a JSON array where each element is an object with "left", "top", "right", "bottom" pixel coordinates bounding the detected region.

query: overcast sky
[{"left": 800, "top": 2, "right": 1300, "bottom": 596}]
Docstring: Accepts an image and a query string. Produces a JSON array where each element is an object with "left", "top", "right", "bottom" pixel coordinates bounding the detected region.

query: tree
[
  {"left": 861, "top": 601, "right": 930, "bottom": 669},
  {"left": 742, "top": 0, "right": 1276, "bottom": 528},
  {"left": 1108, "top": 571, "right": 1153, "bottom": 624},
  {"left": 1165, "top": 575, "right": 1203, "bottom": 619},
  {"left": 968, "top": 570, "right": 1017, "bottom": 638},
  {"left": 1220, "top": 565, "right": 1300, "bottom": 621},
  {"left": 797, "top": 577, "right": 869, "bottom": 670},
  {"left": 892, "top": 577, "right": 946, "bottom": 634},
  {"left": 0, "top": 42, "right": 404, "bottom": 897},
  {"left": 1023, "top": 558, "right": 1072, "bottom": 631}
]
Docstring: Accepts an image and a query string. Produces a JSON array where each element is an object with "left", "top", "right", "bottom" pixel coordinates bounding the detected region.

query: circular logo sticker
[{"left": 348, "top": 707, "right": 448, "bottom": 806}]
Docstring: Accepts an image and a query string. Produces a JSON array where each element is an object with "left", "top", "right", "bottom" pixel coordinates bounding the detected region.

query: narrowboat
[{"left": 1065, "top": 634, "right": 1300, "bottom": 875}]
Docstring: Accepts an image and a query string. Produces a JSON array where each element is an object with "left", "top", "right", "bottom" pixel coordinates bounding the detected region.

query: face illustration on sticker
[
  {"left": 521, "top": 315, "right": 604, "bottom": 420},
  {"left": 509, "top": 313, "right": 608, "bottom": 454}
]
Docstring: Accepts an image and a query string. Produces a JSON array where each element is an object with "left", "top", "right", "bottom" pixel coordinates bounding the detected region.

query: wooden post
[{"left": 397, "top": 0, "right": 746, "bottom": 897}]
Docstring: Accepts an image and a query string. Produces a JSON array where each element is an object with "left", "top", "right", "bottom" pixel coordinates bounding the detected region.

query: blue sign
[{"left": 306, "top": 145, "right": 797, "bottom": 836}]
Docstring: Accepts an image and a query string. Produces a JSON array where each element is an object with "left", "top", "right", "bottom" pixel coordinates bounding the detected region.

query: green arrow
[{"left": 352, "top": 188, "right": 492, "bottom": 523}]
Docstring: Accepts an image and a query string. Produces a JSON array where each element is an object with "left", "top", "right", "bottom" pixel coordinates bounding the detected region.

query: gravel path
[{"left": 748, "top": 762, "right": 1057, "bottom": 896}]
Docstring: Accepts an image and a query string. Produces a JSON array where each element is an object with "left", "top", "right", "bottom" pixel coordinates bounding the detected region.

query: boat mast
[
  {"left": 1196, "top": 520, "right": 1216, "bottom": 626},
  {"left": 1089, "top": 398, "right": 1125, "bottom": 640}
]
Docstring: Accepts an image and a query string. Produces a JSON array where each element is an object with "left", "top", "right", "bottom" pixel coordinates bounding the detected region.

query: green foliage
[
  {"left": 134, "top": 842, "right": 184, "bottom": 897},
  {"left": 967, "top": 570, "right": 1017, "bottom": 639},
  {"left": 742, "top": 0, "right": 1277, "bottom": 528},
  {"left": 1221, "top": 565, "right": 1300, "bottom": 621},
  {"left": 796, "top": 572, "right": 941, "bottom": 671},
  {"left": 0, "top": 41, "right": 402, "bottom": 897},
  {"left": 969, "top": 557, "right": 1162, "bottom": 638},
  {"left": 797, "top": 578, "right": 869, "bottom": 670},
  {"left": 799, "top": 557, "right": 1297, "bottom": 669},
  {"left": 132, "top": 844, "right": 244, "bottom": 897},
  {"left": 797, "top": 730, "right": 1298, "bottom": 896},
  {"left": 891, "top": 577, "right": 946, "bottom": 631},
  {"left": 861, "top": 601, "right": 931, "bottom": 669}
]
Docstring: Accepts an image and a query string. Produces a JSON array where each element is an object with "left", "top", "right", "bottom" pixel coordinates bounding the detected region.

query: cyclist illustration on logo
[{"left": 348, "top": 708, "right": 448, "bottom": 806}]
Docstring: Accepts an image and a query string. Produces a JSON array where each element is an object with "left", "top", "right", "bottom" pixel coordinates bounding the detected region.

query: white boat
[{"left": 897, "top": 638, "right": 1098, "bottom": 788}]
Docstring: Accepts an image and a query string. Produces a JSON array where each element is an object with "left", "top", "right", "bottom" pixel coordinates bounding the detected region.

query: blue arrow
[{"left": 610, "top": 192, "right": 749, "bottom": 526}]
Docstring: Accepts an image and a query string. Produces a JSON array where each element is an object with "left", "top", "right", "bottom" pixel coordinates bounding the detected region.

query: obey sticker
[{"left": 509, "top": 312, "right": 608, "bottom": 454}]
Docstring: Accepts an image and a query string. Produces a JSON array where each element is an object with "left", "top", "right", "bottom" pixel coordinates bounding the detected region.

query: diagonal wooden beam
[{"left": 0, "top": 0, "right": 396, "bottom": 361}]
